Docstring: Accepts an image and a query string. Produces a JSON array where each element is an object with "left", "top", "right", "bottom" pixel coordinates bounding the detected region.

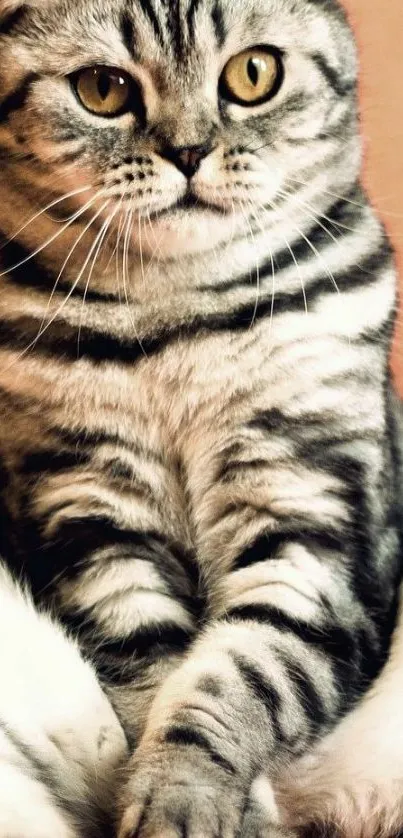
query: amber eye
[
  {"left": 73, "top": 66, "right": 133, "bottom": 117},
  {"left": 220, "top": 47, "right": 283, "bottom": 106}
]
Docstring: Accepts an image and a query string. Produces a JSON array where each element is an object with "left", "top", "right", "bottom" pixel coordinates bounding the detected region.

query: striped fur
[{"left": 0, "top": 0, "right": 401, "bottom": 835}]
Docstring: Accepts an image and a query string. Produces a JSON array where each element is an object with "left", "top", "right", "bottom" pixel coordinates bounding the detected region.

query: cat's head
[{"left": 0, "top": 0, "right": 359, "bottom": 258}]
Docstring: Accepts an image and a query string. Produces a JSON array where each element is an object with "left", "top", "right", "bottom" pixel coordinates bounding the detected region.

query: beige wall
[{"left": 343, "top": 0, "right": 403, "bottom": 390}]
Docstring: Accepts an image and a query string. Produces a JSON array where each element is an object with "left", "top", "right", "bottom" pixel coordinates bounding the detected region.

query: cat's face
[{"left": 0, "top": 0, "right": 358, "bottom": 258}]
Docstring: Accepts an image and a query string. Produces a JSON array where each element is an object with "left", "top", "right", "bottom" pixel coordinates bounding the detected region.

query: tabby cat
[{"left": 0, "top": 0, "right": 402, "bottom": 836}]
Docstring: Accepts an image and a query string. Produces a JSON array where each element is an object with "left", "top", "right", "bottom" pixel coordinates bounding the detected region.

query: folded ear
[{"left": 0, "top": 0, "right": 49, "bottom": 23}]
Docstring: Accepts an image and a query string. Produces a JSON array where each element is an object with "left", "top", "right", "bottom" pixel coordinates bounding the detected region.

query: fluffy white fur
[{"left": 0, "top": 563, "right": 128, "bottom": 837}]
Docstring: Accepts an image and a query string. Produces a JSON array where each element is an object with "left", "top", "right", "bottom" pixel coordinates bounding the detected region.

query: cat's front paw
[
  {"left": 118, "top": 748, "right": 294, "bottom": 838},
  {"left": 118, "top": 739, "right": 246, "bottom": 838}
]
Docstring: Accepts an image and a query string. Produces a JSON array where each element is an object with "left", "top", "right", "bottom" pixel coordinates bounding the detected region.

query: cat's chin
[{"left": 133, "top": 208, "right": 242, "bottom": 257}]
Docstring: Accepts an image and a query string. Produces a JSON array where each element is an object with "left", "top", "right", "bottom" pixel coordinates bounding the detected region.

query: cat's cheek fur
[{"left": 0, "top": 563, "right": 128, "bottom": 837}]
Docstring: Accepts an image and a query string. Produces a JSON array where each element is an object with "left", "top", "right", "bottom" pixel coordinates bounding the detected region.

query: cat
[{"left": 0, "top": 0, "right": 402, "bottom": 836}]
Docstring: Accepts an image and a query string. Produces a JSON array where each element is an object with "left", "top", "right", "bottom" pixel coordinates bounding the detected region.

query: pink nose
[{"left": 161, "top": 144, "right": 213, "bottom": 178}]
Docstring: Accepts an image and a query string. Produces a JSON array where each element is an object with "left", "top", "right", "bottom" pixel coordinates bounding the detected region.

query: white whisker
[
  {"left": 31, "top": 200, "right": 111, "bottom": 347},
  {"left": 247, "top": 202, "right": 276, "bottom": 337},
  {"left": 138, "top": 212, "right": 146, "bottom": 288},
  {"left": 0, "top": 185, "right": 93, "bottom": 249},
  {"left": 122, "top": 206, "right": 147, "bottom": 358},
  {"left": 261, "top": 198, "right": 341, "bottom": 298},
  {"left": 37, "top": 196, "right": 109, "bottom": 336},
  {"left": 240, "top": 196, "right": 260, "bottom": 328},
  {"left": 254, "top": 196, "right": 309, "bottom": 316},
  {"left": 1, "top": 200, "right": 111, "bottom": 373},
  {"left": 143, "top": 211, "right": 165, "bottom": 277},
  {"left": 77, "top": 204, "right": 120, "bottom": 353},
  {"left": 0, "top": 191, "right": 106, "bottom": 280},
  {"left": 287, "top": 175, "right": 367, "bottom": 212},
  {"left": 279, "top": 184, "right": 355, "bottom": 242},
  {"left": 102, "top": 192, "right": 126, "bottom": 276}
]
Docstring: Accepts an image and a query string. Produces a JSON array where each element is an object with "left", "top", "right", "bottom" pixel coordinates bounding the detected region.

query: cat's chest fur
[
  {"left": 0, "top": 318, "right": 345, "bottom": 456},
  {"left": 0, "top": 318, "right": 379, "bottom": 598}
]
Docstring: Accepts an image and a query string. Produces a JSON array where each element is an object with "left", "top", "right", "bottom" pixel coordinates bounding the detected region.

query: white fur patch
[{"left": 0, "top": 563, "right": 128, "bottom": 836}]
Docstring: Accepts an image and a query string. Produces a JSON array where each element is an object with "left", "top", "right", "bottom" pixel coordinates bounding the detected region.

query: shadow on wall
[{"left": 343, "top": 0, "right": 403, "bottom": 393}]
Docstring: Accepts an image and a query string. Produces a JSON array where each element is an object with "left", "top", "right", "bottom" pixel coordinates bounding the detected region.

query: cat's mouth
[{"left": 147, "top": 191, "right": 229, "bottom": 221}]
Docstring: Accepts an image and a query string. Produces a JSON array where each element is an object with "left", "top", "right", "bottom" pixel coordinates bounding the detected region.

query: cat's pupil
[
  {"left": 97, "top": 73, "right": 111, "bottom": 101},
  {"left": 247, "top": 58, "right": 260, "bottom": 86}
]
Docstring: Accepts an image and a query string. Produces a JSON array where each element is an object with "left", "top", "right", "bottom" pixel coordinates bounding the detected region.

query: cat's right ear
[{"left": 0, "top": 0, "right": 49, "bottom": 24}]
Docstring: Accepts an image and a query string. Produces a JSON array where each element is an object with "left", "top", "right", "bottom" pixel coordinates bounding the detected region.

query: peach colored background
[{"left": 343, "top": 0, "right": 403, "bottom": 392}]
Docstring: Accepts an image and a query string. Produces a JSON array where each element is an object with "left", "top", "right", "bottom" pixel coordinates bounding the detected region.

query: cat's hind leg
[
  {"left": 0, "top": 562, "right": 128, "bottom": 838},
  {"left": 277, "top": 584, "right": 403, "bottom": 838}
]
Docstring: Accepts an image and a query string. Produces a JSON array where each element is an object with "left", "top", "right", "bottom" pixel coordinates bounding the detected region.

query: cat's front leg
[
  {"left": 116, "top": 589, "right": 329, "bottom": 838},
  {"left": 16, "top": 437, "right": 201, "bottom": 744},
  {"left": 118, "top": 444, "right": 396, "bottom": 838},
  {"left": 117, "top": 560, "right": 373, "bottom": 838}
]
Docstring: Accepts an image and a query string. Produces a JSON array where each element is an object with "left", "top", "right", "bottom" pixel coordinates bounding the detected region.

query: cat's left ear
[{"left": 0, "top": 0, "right": 20, "bottom": 17}]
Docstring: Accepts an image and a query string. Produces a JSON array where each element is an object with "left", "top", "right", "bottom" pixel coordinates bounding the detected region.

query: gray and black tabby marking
[{"left": 0, "top": 0, "right": 401, "bottom": 836}]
